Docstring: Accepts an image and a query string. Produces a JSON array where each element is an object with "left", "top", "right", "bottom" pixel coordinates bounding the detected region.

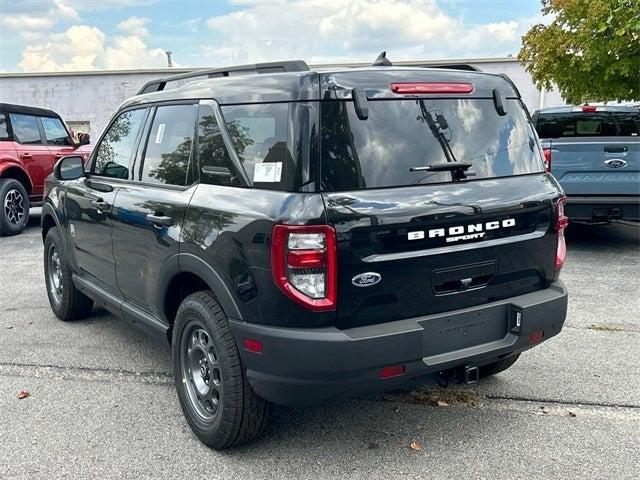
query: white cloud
[
  {"left": 18, "top": 24, "right": 167, "bottom": 72},
  {"left": 117, "top": 16, "right": 151, "bottom": 37},
  {"left": 203, "top": 0, "right": 530, "bottom": 64},
  {"left": 0, "top": 0, "right": 79, "bottom": 40}
]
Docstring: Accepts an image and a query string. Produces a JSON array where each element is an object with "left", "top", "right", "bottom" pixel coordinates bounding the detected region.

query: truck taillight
[
  {"left": 271, "top": 225, "right": 337, "bottom": 311},
  {"left": 555, "top": 197, "right": 569, "bottom": 270},
  {"left": 543, "top": 147, "right": 552, "bottom": 172}
]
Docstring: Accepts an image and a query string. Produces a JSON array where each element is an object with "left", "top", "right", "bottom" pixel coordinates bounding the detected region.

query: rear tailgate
[
  {"left": 319, "top": 81, "right": 561, "bottom": 329},
  {"left": 547, "top": 137, "right": 640, "bottom": 195},
  {"left": 323, "top": 176, "right": 559, "bottom": 329}
]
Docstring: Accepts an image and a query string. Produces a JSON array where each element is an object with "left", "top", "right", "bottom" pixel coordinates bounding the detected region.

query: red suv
[{"left": 0, "top": 103, "right": 91, "bottom": 235}]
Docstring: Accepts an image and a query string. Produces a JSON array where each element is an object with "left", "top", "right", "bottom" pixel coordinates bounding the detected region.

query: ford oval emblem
[
  {"left": 604, "top": 158, "right": 627, "bottom": 169},
  {"left": 352, "top": 272, "right": 381, "bottom": 287}
]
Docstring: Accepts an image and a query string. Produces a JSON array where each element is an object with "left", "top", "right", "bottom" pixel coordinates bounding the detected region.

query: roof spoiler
[
  {"left": 419, "top": 63, "right": 482, "bottom": 72},
  {"left": 136, "top": 60, "right": 310, "bottom": 95}
]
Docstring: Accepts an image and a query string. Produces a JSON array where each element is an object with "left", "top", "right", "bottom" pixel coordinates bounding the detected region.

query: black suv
[{"left": 41, "top": 58, "right": 569, "bottom": 449}]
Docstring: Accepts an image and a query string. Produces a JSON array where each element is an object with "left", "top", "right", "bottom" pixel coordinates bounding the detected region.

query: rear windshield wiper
[{"left": 410, "top": 162, "right": 475, "bottom": 181}]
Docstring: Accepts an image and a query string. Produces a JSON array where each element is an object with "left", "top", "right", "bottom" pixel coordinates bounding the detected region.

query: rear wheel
[
  {"left": 480, "top": 353, "right": 521, "bottom": 378},
  {"left": 44, "top": 228, "right": 94, "bottom": 320},
  {"left": 173, "top": 291, "right": 268, "bottom": 449},
  {"left": 0, "top": 179, "right": 30, "bottom": 236}
]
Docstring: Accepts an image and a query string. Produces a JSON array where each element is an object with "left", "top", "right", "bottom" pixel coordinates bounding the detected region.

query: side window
[
  {"left": 197, "top": 106, "right": 240, "bottom": 186},
  {"left": 140, "top": 104, "right": 197, "bottom": 186},
  {"left": 0, "top": 114, "right": 9, "bottom": 140},
  {"left": 94, "top": 108, "right": 147, "bottom": 179},
  {"left": 9, "top": 113, "right": 41, "bottom": 144},
  {"left": 41, "top": 117, "right": 71, "bottom": 146}
]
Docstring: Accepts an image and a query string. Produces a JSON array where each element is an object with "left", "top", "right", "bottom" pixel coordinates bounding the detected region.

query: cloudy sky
[{"left": 0, "top": 0, "right": 544, "bottom": 72}]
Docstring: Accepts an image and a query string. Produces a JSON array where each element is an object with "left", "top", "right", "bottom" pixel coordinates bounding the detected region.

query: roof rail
[{"left": 137, "top": 60, "right": 310, "bottom": 95}]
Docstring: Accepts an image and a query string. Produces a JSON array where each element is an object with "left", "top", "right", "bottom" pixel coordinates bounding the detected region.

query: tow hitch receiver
[{"left": 462, "top": 366, "right": 479, "bottom": 385}]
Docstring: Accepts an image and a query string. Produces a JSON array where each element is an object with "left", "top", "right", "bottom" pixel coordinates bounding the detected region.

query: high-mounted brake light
[
  {"left": 543, "top": 147, "right": 552, "bottom": 172},
  {"left": 271, "top": 225, "right": 337, "bottom": 311},
  {"left": 390, "top": 82, "right": 474, "bottom": 94},
  {"left": 555, "top": 197, "right": 569, "bottom": 270},
  {"left": 581, "top": 105, "right": 597, "bottom": 112}
]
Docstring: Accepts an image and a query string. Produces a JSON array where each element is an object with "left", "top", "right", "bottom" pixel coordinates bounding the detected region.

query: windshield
[
  {"left": 535, "top": 111, "right": 640, "bottom": 138},
  {"left": 320, "top": 98, "right": 545, "bottom": 191}
]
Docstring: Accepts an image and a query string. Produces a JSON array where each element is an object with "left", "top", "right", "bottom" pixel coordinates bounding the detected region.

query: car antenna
[{"left": 371, "top": 51, "right": 393, "bottom": 67}]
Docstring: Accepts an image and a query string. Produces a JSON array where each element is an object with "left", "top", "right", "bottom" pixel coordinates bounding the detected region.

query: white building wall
[{"left": 0, "top": 58, "right": 565, "bottom": 140}]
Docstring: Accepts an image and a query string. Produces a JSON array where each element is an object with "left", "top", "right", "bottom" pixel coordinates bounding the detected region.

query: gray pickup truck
[{"left": 533, "top": 105, "right": 639, "bottom": 223}]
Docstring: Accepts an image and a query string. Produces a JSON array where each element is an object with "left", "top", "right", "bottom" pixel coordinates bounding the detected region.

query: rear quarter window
[{"left": 221, "top": 102, "right": 316, "bottom": 192}]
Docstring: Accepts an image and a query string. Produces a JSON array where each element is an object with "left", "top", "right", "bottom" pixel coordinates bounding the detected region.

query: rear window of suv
[
  {"left": 320, "top": 98, "right": 544, "bottom": 191},
  {"left": 535, "top": 111, "right": 640, "bottom": 138}
]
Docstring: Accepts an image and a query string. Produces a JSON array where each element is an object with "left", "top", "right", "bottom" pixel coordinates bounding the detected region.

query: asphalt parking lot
[{"left": 1, "top": 210, "right": 638, "bottom": 480}]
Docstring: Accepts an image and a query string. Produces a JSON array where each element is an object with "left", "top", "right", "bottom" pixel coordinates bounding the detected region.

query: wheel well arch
[
  {"left": 0, "top": 165, "right": 32, "bottom": 195},
  {"left": 41, "top": 212, "right": 57, "bottom": 240},
  {"left": 163, "top": 271, "right": 210, "bottom": 328}
]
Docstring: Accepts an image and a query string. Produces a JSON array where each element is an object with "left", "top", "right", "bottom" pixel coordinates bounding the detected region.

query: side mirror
[
  {"left": 78, "top": 133, "right": 91, "bottom": 145},
  {"left": 54, "top": 155, "right": 85, "bottom": 181}
]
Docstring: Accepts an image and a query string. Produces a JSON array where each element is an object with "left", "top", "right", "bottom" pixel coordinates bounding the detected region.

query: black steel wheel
[
  {"left": 0, "top": 179, "right": 30, "bottom": 236},
  {"left": 173, "top": 291, "right": 268, "bottom": 449},
  {"left": 44, "top": 227, "right": 94, "bottom": 321}
]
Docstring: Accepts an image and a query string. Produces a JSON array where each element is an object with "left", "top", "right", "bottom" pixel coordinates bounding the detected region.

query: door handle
[
  {"left": 19, "top": 153, "right": 32, "bottom": 160},
  {"left": 90, "top": 199, "right": 111, "bottom": 212},
  {"left": 146, "top": 214, "right": 172, "bottom": 228}
]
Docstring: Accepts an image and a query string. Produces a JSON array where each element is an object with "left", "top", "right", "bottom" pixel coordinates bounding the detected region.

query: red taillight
[
  {"left": 543, "top": 147, "right": 552, "bottom": 173},
  {"left": 271, "top": 225, "right": 337, "bottom": 312},
  {"left": 390, "top": 82, "right": 473, "bottom": 94},
  {"left": 581, "top": 105, "right": 597, "bottom": 112},
  {"left": 380, "top": 365, "right": 406, "bottom": 379},
  {"left": 555, "top": 197, "right": 569, "bottom": 270},
  {"left": 243, "top": 338, "right": 263, "bottom": 354}
]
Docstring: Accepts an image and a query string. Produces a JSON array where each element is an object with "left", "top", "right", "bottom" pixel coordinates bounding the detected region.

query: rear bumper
[
  {"left": 230, "top": 281, "right": 568, "bottom": 406},
  {"left": 565, "top": 196, "right": 639, "bottom": 222}
]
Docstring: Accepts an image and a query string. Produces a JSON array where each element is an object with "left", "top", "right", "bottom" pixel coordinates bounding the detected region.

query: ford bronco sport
[
  {"left": 41, "top": 57, "right": 569, "bottom": 449},
  {"left": 0, "top": 103, "right": 91, "bottom": 235},
  {"left": 533, "top": 105, "right": 639, "bottom": 223}
]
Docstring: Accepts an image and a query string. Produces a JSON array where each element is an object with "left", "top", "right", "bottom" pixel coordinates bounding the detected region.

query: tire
[
  {"left": 0, "top": 178, "right": 30, "bottom": 236},
  {"left": 173, "top": 291, "right": 268, "bottom": 449},
  {"left": 44, "top": 228, "right": 94, "bottom": 321},
  {"left": 480, "top": 353, "right": 521, "bottom": 378}
]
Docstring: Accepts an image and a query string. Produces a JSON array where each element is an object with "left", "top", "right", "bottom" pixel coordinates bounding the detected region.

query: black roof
[
  {"left": 0, "top": 103, "right": 61, "bottom": 118},
  {"left": 122, "top": 66, "right": 520, "bottom": 109}
]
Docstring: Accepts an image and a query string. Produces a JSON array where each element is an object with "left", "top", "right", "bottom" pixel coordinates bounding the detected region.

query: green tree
[{"left": 519, "top": 0, "right": 640, "bottom": 103}]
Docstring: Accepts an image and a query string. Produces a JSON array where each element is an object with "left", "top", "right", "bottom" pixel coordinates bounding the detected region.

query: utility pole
[{"left": 165, "top": 50, "right": 174, "bottom": 68}]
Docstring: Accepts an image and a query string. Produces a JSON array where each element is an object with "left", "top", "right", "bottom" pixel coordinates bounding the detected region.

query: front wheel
[
  {"left": 0, "top": 178, "right": 30, "bottom": 236},
  {"left": 44, "top": 228, "right": 94, "bottom": 321},
  {"left": 173, "top": 291, "right": 268, "bottom": 449}
]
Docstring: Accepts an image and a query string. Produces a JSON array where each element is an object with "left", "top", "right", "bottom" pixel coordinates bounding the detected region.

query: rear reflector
[
  {"left": 380, "top": 365, "right": 406, "bottom": 379},
  {"left": 390, "top": 82, "right": 473, "bottom": 94},
  {"left": 243, "top": 338, "right": 263, "bottom": 354},
  {"left": 528, "top": 331, "right": 544, "bottom": 343}
]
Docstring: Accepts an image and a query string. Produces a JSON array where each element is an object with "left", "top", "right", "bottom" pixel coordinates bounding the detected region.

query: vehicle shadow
[{"left": 565, "top": 221, "right": 639, "bottom": 249}]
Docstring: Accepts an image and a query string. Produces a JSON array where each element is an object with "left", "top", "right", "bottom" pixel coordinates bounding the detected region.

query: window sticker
[
  {"left": 253, "top": 162, "right": 282, "bottom": 182},
  {"left": 155, "top": 123, "right": 166, "bottom": 144}
]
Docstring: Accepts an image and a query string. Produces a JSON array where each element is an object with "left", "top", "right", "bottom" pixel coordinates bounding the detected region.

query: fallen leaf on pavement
[
  {"left": 436, "top": 400, "right": 449, "bottom": 407},
  {"left": 17, "top": 390, "right": 30, "bottom": 400},
  {"left": 568, "top": 411, "right": 577, "bottom": 417},
  {"left": 539, "top": 406, "right": 550, "bottom": 414},
  {"left": 410, "top": 441, "right": 423, "bottom": 452}
]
